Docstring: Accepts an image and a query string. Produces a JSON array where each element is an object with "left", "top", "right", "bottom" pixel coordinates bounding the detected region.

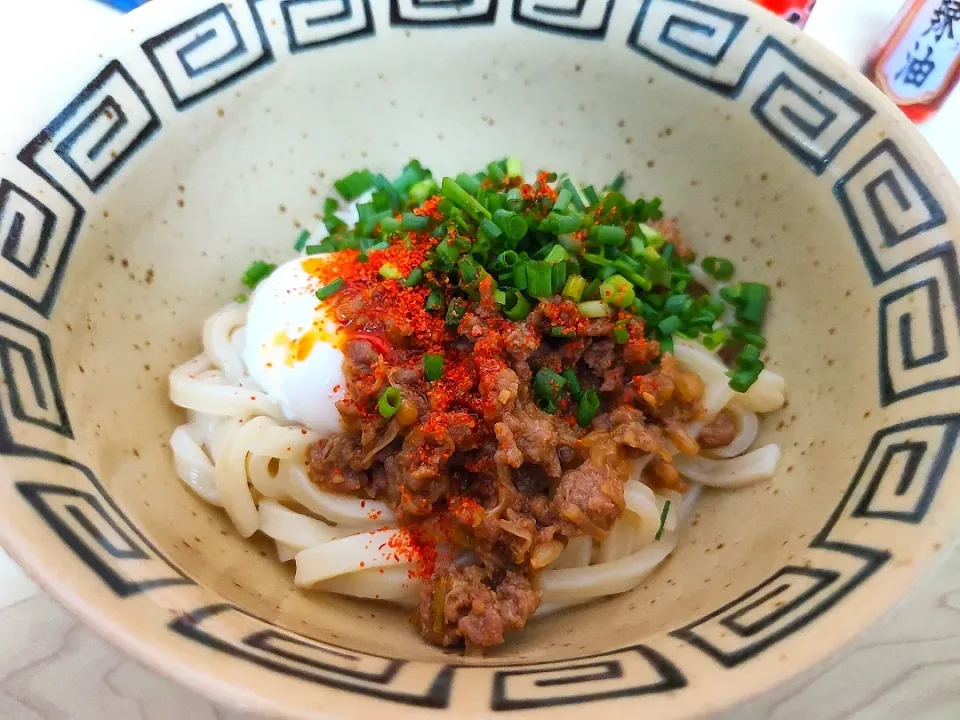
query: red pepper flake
[{"left": 359, "top": 561, "right": 365, "bottom": 568}]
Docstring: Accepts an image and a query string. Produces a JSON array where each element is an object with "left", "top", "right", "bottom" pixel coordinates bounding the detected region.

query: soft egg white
[{"left": 243, "top": 256, "right": 346, "bottom": 436}]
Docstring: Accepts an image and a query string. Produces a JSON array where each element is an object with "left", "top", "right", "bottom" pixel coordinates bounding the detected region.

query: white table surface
[{"left": 1, "top": 1, "right": 958, "bottom": 718}]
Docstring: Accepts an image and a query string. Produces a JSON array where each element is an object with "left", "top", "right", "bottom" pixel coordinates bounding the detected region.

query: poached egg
[{"left": 243, "top": 256, "right": 347, "bottom": 436}]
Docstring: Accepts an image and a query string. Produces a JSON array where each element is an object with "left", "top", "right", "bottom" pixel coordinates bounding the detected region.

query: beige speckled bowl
[{"left": 1, "top": 0, "right": 959, "bottom": 717}]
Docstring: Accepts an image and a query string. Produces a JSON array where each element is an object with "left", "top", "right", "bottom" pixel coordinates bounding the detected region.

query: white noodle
[
  {"left": 673, "top": 444, "right": 781, "bottom": 488},
  {"left": 259, "top": 499, "right": 342, "bottom": 549},
  {"left": 281, "top": 460, "right": 395, "bottom": 528},
  {"left": 169, "top": 425, "right": 220, "bottom": 505},
  {"left": 540, "top": 534, "right": 677, "bottom": 604},
  {"left": 276, "top": 541, "right": 299, "bottom": 563},
  {"left": 295, "top": 528, "right": 411, "bottom": 587}
]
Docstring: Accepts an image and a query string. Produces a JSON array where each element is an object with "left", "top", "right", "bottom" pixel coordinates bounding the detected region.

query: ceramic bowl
[{"left": 1, "top": 0, "right": 959, "bottom": 717}]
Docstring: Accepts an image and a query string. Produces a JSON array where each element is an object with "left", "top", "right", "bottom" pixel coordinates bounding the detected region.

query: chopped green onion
[
  {"left": 335, "top": 169, "right": 374, "bottom": 201},
  {"left": 400, "top": 213, "right": 429, "bottom": 231},
  {"left": 316, "top": 278, "right": 344, "bottom": 300},
  {"left": 435, "top": 239, "right": 462, "bottom": 266},
  {"left": 581, "top": 252, "right": 613, "bottom": 268},
  {"left": 380, "top": 216, "right": 402, "bottom": 234},
  {"left": 658, "top": 315, "right": 681, "bottom": 335},
  {"left": 323, "top": 214, "right": 347, "bottom": 234},
  {"left": 561, "top": 179, "right": 585, "bottom": 211},
  {"left": 544, "top": 244, "right": 569, "bottom": 265},
  {"left": 424, "top": 354, "right": 445, "bottom": 381},
  {"left": 561, "top": 369, "right": 582, "bottom": 401},
  {"left": 646, "top": 197, "right": 663, "bottom": 221},
  {"left": 445, "top": 297, "right": 467, "bottom": 326},
  {"left": 730, "top": 324, "right": 767, "bottom": 348},
  {"left": 614, "top": 320, "right": 629, "bottom": 344},
  {"left": 577, "top": 300, "right": 612, "bottom": 318},
  {"left": 402, "top": 268, "right": 424, "bottom": 287},
  {"left": 582, "top": 278, "right": 602, "bottom": 301},
  {"left": 592, "top": 224, "right": 627, "bottom": 247},
  {"left": 487, "top": 161, "right": 505, "bottom": 183},
  {"left": 379, "top": 263, "right": 401, "bottom": 280},
  {"left": 241, "top": 260, "right": 276, "bottom": 289},
  {"left": 408, "top": 178, "right": 437, "bottom": 206},
  {"left": 492, "top": 250, "right": 520, "bottom": 273},
  {"left": 702, "top": 327, "right": 731, "bottom": 350},
  {"left": 505, "top": 157, "right": 523, "bottom": 177},
  {"left": 234, "top": 293, "right": 248, "bottom": 304},
  {"left": 480, "top": 217, "right": 503, "bottom": 239},
  {"left": 305, "top": 240, "right": 337, "bottom": 255},
  {"left": 562, "top": 275, "right": 587, "bottom": 303},
  {"left": 513, "top": 263, "right": 528, "bottom": 290},
  {"left": 441, "top": 177, "right": 490, "bottom": 220},
  {"left": 599, "top": 275, "right": 636, "bottom": 308},
  {"left": 702, "top": 256, "right": 735, "bottom": 281},
  {"left": 664, "top": 293, "right": 692, "bottom": 316},
  {"left": 458, "top": 255, "right": 481, "bottom": 283},
  {"left": 505, "top": 187, "right": 523, "bottom": 211},
  {"left": 576, "top": 389, "right": 600, "bottom": 427},
  {"left": 323, "top": 198, "right": 339, "bottom": 214},
  {"left": 582, "top": 185, "right": 599, "bottom": 206},
  {"left": 729, "top": 367, "right": 762, "bottom": 393},
  {"left": 637, "top": 223, "right": 665, "bottom": 250},
  {"left": 553, "top": 214, "right": 582, "bottom": 234},
  {"left": 737, "top": 282, "right": 769, "bottom": 326},
  {"left": 294, "top": 230, "right": 311, "bottom": 252},
  {"left": 608, "top": 173, "right": 626, "bottom": 192},
  {"left": 493, "top": 209, "right": 528, "bottom": 241},
  {"left": 500, "top": 290, "right": 531, "bottom": 321},
  {"left": 553, "top": 188, "right": 572, "bottom": 212},
  {"left": 392, "top": 160, "right": 427, "bottom": 193},
  {"left": 526, "top": 261, "right": 553, "bottom": 298},
  {"left": 534, "top": 368, "right": 567, "bottom": 410},
  {"left": 378, "top": 387, "right": 402, "bottom": 419},
  {"left": 456, "top": 172, "right": 482, "bottom": 196},
  {"left": 425, "top": 288, "right": 445, "bottom": 312},
  {"left": 655, "top": 500, "right": 671, "bottom": 541}
]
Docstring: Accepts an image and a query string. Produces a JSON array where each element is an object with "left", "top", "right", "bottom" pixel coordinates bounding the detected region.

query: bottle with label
[
  {"left": 752, "top": 0, "right": 818, "bottom": 27},
  {"left": 866, "top": 0, "right": 960, "bottom": 123}
]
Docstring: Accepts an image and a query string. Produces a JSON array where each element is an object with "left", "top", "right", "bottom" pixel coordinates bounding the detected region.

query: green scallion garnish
[
  {"left": 335, "top": 169, "right": 375, "bottom": 201},
  {"left": 576, "top": 389, "right": 600, "bottom": 427},
  {"left": 655, "top": 500, "right": 671, "bottom": 541},
  {"left": 702, "top": 256, "right": 735, "bottom": 281},
  {"left": 378, "top": 387, "right": 402, "bottom": 419},
  {"left": 241, "top": 260, "right": 277, "bottom": 289},
  {"left": 316, "top": 278, "right": 345, "bottom": 300},
  {"left": 424, "top": 354, "right": 444, "bottom": 381}
]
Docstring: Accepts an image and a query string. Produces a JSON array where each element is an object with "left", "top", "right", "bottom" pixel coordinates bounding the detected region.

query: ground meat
[
  {"left": 647, "top": 455, "right": 686, "bottom": 493},
  {"left": 553, "top": 458, "right": 625, "bottom": 539},
  {"left": 558, "top": 337, "right": 589, "bottom": 366},
  {"left": 698, "top": 409, "right": 738, "bottom": 449},
  {"left": 341, "top": 339, "right": 385, "bottom": 407},
  {"left": 584, "top": 339, "right": 617, "bottom": 376},
  {"left": 308, "top": 436, "right": 370, "bottom": 495},
  {"left": 503, "top": 322, "right": 540, "bottom": 363},
  {"left": 420, "top": 566, "right": 540, "bottom": 648},
  {"left": 493, "top": 422, "right": 523, "bottom": 468},
  {"left": 500, "top": 401, "right": 579, "bottom": 477}
]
